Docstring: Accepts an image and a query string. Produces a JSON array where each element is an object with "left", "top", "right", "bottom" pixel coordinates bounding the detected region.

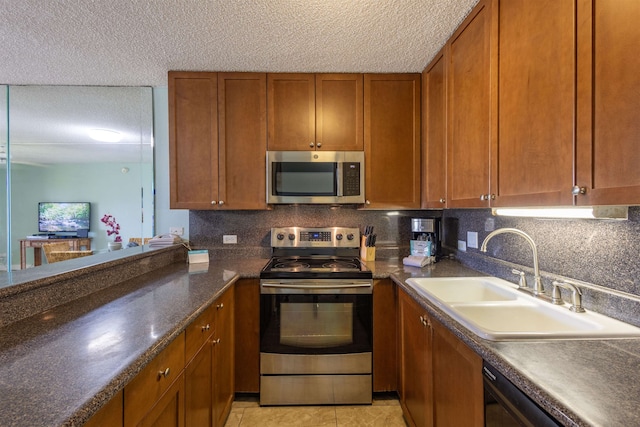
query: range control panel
[{"left": 271, "top": 227, "right": 360, "bottom": 248}]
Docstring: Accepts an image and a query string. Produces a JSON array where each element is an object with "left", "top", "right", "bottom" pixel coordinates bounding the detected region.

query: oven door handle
[{"left": 261, "top": 282, "right": 372, "bottom": 290}]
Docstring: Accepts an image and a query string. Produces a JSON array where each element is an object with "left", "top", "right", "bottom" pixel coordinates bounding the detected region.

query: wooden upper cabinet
[
  {"left": 169, "top": 71, "right": 267, "bottom": 210},
  {"left": 267, "top": 73, "right": 363, "bottom": 151},
  {"left": 446, "top": 0, "right": 492, "bottom": 208},
  {"left": 169, "top": 72, "right": 218, "bottom": 209},
  {"left": 267, "top": 73, "right": 315, "bottom": 150},
  {"left": 492, "top": 0, "right": 575, "bottom": 207},
  {"left": 576, "top": 0, "right": 640, "bottom": 205},
  {"left": 315, "top": 74, "right": 364, "bottom": 150},
  {"left": 422, "top": 49, "right": 447, "bottom": 209},
  {"left": 364, "top": 73, "right": 421, "bottom": 209},
  {"left": 218, "top": 72, "right": 268, "bottom": 210}
]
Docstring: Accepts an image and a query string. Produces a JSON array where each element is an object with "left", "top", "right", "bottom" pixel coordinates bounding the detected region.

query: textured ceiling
[{"left": 1, "top": 0, "right": 479, "bottom": 86}]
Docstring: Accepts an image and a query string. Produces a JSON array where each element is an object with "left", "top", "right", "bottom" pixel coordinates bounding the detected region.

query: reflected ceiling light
[
  {"left": 492, "top": 206, "right": 628, "bottom": 220},
  {"left": 89, "top": 128, "right": 122, "bottom": 142}
]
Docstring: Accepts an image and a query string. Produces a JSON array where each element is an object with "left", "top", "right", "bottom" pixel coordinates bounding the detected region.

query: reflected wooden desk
[{"left": 19, "top": 238, "right": 92, "bottom": 269}]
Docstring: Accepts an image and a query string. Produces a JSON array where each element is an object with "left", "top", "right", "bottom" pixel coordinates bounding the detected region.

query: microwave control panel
[{"left": 343, "top": 163, "right": 361, "bottom": 196}]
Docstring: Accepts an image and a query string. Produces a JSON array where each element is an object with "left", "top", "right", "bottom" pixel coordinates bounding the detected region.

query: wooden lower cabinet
[
  {"left": 184, "top": 287, "right": 235, "bottom": 427},
  {"left": 124, "top": 334, "right": 186, "bottom": 427},
  {"left": 398, "top": 288, "right": 483, "bottom": 427},
  {"left": 234, "top": 279, "right": 260, "bottom": 393},
  {"left": 373, "top": 279, "right": 397, "bottom": 392},
  {"left": 399, "top": 289, "right": 433, "bottom": 427},
  {"left": 213, "top": 287, "right": 235, "bottom": 427},
  {"left": 432, "top": 317, "right": 483, "bottom": 427},
  {"left": 84, "top": 390, "right": 123, "bottom": 427}
]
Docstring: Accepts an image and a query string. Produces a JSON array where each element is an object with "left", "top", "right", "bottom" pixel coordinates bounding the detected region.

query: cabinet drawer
[
  {"left": 185, "top": 305, "right": 215, "bottom": 362},
  {"left": 124, "top": 332, "right": 185, "bottom": 427}
]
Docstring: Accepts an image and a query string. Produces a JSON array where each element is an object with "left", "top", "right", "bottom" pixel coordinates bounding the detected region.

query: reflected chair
[
  {"left": 128, "top": 238, "right": 152, "bottom": 246},
  {"left": 42, "top": 242, "right": 93, "bottom": 264}
]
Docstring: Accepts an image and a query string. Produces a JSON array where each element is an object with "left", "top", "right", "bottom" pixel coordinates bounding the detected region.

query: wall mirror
[{"left": 1, "top": 85, "right": 154, "bottom": 279}]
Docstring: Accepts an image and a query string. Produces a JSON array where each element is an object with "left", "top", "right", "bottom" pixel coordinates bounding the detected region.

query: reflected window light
[{"left": 87, "top": 331, "right": 121, "bottom": 352}]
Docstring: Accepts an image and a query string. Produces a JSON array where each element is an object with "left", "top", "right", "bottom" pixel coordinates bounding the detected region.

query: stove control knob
[
  {"left": 336, "top": 233, "right": 343, "bottom": 240},
  {"left": 346, "top": 233, "right": 354, "bottom": 240},
  {"left": 288, "top": 233, "right": 295, "bottom": 241},
  {"left": 276, "top": 233, "right": 285, "bottom": 240}
]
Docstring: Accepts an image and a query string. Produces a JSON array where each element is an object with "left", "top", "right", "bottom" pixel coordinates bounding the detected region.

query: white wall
[{"left": 152, "top": 87, "right": 189, "bottom": 239}]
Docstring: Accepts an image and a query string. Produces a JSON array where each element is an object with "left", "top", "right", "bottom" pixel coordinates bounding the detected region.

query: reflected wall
[{"left": 5, "top": 86, "right": 154, "bottom": 270}]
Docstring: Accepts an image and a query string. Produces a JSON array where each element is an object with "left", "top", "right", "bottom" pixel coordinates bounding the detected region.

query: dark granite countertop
[
  {"left": 0, "top": 257, "right": 266, "bottom": 427},
  {"left": 1, "top": 256, "right": 638, "bottom": 426}
]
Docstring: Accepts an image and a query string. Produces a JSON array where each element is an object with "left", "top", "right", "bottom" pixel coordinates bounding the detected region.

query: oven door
[{"left": 260, "top": 279, "right": 372, "bottom": 355}]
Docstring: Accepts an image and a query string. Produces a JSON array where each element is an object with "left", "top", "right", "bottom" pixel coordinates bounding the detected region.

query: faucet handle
[
  {"left": 511, "top": 269, "right": 527, "bottom": 289},
  {"left": 552, "top": 280, "right": 585, "bottom": 313}
]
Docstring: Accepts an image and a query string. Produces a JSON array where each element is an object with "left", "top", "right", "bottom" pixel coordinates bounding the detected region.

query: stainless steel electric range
[{"left": 259, "top": 227, "right": 373, "bottom": 406}]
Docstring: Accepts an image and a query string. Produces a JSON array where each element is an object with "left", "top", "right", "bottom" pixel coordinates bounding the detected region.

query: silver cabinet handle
[
  {"left": 439, "top": 198, "right": 446, "bottom": 204},
  {"left": 572, "top": 186, "right": 586, "bottom": 195},
  {"left": 366, "top": 200, "right": 371, "bottom": 205},
  {"left": 211, "top": 201, "right": 217, "bottom": 205},
  {"left": 218, "top": 200, "right": 224, "bottom": 205},
  {"left": 309, "top": 142, "right": 315, "bottom": 148},
  {"left": 213, "top": 338, "right": 220, "bottom": 345},
  {"left": 216, "top": 303, "right": 224, "bottom": 309},
  {"left": 316, "top": 142, "right": 322, "bottom": 148},
  {"left": 158, "top": 368, "right": 170, "bottom": 379},
  {"left": 201, "top": 324, "right": 210, "bottom": 332}
]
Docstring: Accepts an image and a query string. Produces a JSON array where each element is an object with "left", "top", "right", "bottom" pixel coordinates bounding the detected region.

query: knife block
[{"left": 360, "top": 236, "right": 376, "bottom": 261}]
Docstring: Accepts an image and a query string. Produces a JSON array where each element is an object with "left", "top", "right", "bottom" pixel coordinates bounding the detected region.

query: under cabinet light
[{"left": 491, "top": 206, "right": 628, "bottom": 220}]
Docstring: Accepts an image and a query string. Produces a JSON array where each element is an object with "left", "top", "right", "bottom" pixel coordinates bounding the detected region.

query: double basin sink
[{"left": 406, "top": 276, "right": 640, "bottom": 341}]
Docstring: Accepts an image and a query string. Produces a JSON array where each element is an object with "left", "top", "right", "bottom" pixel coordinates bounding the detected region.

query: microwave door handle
[{"left": 336, "top": 162, "right": 343, "bottom": 197}]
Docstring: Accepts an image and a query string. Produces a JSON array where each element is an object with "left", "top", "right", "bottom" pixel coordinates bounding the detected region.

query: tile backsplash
[{"left": 443, "top": 207, "right": 640, "bottom": 326}]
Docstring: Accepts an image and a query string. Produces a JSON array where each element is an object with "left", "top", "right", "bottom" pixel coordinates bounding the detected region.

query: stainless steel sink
[{"left": 406, "top": 277, "right": 640, "bottom": 341}]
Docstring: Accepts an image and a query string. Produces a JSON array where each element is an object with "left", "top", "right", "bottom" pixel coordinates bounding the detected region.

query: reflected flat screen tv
[{"left": 38, "top": 202, "right": 91, "bottom": 233}]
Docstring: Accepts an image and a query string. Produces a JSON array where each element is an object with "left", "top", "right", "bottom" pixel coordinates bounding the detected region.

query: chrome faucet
[
  {"left": 552, "top": 279, "right": 585, "bottom": 313},
  {"left": 480, "top": 228, "right": 544, "bottom": 296}
]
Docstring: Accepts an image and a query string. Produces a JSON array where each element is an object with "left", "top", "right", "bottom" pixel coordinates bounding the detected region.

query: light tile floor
[{"left": 224, "top": 395, "right": 407, "bottom": 427}]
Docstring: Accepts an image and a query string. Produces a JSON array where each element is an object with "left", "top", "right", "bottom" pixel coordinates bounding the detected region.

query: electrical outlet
[
  {"left": 169, "top": 227, "right": 184, "bottom": 236},
  {"left": 457, "top": 240, "right": 467, "bottom": 252},
  {"left": 485, "top": 218, "right": 495, "bottom": 232},
  {"left": 223, "top": 235, "right": 237, "bottom": 244},
  {"left": 467, "top": 231, "right": 478, "bottom": 249}
]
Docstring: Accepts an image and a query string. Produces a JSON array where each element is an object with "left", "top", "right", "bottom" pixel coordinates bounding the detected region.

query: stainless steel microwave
[{"left": 266, "top": 151, "right": 365, "bottom": 204}]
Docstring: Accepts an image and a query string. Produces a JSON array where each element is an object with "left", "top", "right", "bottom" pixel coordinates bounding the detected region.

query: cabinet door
[
  {"left": 446, "top": 0, "right": 492, "bottom": 208},
  {"left": 137, "top": 374, "right": 185, "bottom": 427},
  {"left": 267, "top": 73, "right": 315, "bottom": 150},
  {"left": 422, "top": 49, "right": 447, "bottom": 209},
  {"left": 85, "top": 390, "right": 123, "bottom": 427},
  {"left": 373, "top": 279, "right": 397, "bottom": 392},
  {"left": 124, "top": 334, "right": 185, "bottom": 427},
  {"left": 492, "top": 0, "right": 575, "bottom": 207},
  {"left": 432, "top": 319, "right": 483, "bottom": 427},
  {"left": 169, "top": 72, "right": 219, "bottom": 209},
  {"left": 213, "top": 287, "right": 235, "bottom": 427},
  {"left": 185, "top": 337, "right": 213, "bottom": 427},
  {"left": 364, "top": 74, "right": 421, "bottom": 209},
  {"left": 218, "top": 73, "right": 268, "bottom": 209},
  {"left": 234, "top": 279, "right": 260, "bottom": 393},
  {"left": 399, "top": 290, "right": 433, "bottom": 427},
  {"left": 315, "top": 74, "right": 363, "bottom": 151},
  {"left": 576, "top": 0, "right": 640, "bottom": 205}
]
